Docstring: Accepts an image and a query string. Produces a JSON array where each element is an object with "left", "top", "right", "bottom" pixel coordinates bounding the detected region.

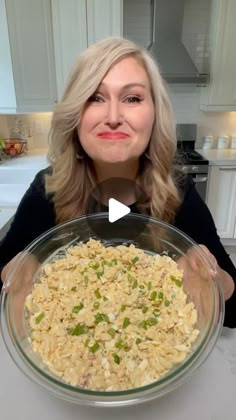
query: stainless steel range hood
[{"left": 148, "top": 0, "right": 209, "bottom": 84}]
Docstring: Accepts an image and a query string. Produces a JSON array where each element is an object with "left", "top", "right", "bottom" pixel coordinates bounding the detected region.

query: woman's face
[{"left": 78, "top": 56, "right": 155, "bottom": 164}]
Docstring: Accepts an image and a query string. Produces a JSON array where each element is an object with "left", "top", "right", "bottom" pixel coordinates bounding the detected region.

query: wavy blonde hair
[{"left": 46, "top": 37, "right": 181, "bottom": 223}]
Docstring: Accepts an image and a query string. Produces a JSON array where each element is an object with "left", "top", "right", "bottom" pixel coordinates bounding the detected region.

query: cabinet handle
[
  {"left": 219, "top": 167, "right": 236, "bottom": 170},
  {"left": 193, "top": 176, "right": 208, "bottom": 183}
]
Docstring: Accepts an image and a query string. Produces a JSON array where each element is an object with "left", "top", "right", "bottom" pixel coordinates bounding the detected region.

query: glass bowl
[{"left": 0, "top": 213, "right": 224, "bottom": 407}]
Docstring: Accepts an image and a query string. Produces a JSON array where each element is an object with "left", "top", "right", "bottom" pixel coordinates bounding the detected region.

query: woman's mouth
[{"left": 97, "top": 132, "right": 130, "bottom": 140}]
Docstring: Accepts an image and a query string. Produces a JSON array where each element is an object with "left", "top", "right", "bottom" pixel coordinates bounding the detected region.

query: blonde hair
[{"left": 46, "top": 37, "right": 181, "bottom": 223}]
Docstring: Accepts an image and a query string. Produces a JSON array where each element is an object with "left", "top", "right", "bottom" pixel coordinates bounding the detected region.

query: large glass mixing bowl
[{"left": 0, "top": 213, "right": 224, "bottom": 406}]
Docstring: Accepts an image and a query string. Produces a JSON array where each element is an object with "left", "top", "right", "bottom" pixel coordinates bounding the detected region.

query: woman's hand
[
  {"left": 177, "top": 244, "right": 235, "bottom": 302},
  {"left": 2, "top": 252, "right": 22, "bottom": 286},
  {"left": 199, "top": 245, "right": 235, "bottom": 301},
  {"left": 1, "top": 252, "right": 40, "bottom": 338},
  {"left": 2, "top": 252, "right": 40, "bottom": 291}
]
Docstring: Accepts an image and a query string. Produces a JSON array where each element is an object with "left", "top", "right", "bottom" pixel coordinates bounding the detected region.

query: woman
[{"left": 0, "top": 37, "right": 235, "bottom": 326}]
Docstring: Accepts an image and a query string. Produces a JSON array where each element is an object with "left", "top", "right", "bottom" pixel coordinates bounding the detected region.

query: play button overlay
[
  {"left": 108, "top": 198, "right": 130, "bottom": 223},
  {"left": 86, "top": 177, "right": 150, "bottom": 240}
]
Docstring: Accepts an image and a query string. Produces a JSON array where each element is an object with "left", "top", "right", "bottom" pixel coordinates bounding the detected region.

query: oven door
[{"left": 192, "top": 174, "right": 208, "bottom": 202}]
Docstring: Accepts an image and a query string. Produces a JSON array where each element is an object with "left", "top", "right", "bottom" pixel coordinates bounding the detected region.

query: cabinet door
[
  {"left": 51, "top": 0, "right": 88, "bottom": 100},
  {"left": 86, "top": 0, "right": 123, "bottom": 45},
  {"left": 0, "top": 0, "right": 16, "bottom": 112},
  {"left": 201, "top": 0, "right": 236, "bottom": 110},
  {"left": 5, "top": 0, "right": 57, "bottom": 112},
  {"left": 207, "top": 166, "right": 236, "bottom": 238}
]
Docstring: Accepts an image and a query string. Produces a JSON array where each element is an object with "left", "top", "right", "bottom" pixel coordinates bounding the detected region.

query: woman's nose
[{"left": 105, "top": 100, "right": 123, "bottom": 127}]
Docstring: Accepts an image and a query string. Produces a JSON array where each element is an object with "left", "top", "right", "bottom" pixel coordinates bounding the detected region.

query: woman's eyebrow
[{"left": 99, "top": 82, "right": 147, "bottom": 91}]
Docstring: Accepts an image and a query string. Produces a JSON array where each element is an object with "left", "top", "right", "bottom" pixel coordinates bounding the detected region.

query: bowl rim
[{"left": 0, "top": 213, "right": 225, "bottom": 406}]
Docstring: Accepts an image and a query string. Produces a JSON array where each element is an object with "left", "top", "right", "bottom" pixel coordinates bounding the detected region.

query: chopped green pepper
[
  {"left": 107, "top": 327, "right": 116, "bottom": 338},
  {"left": 93, "top": 301, "right": 100, "bottom": 310},
  {"left": 89, "top": 342, "right": 100, "bottom": 353},
  {"left": 94, "top": 289, "right": 102, "bottom": 299},
  {"left": 150, "top": 291, "right": 157, "bottom": 301},
  {"left": 115, "top": 339, "right": 124, "bottom": 349},
  {"left": 170, "top": 275, "right": 182, "bottom": 287},
  {"left": 35, "top": 312, "right": 45, "bottom": 324},
  {"left": 142, "top": 306, "right": 148, "bottom": 314},
  {"left": 147, "top": 317, "right": 158, "bottom": 326},
  {"left": 91, "top": 262, "right": 100, "bottom": 270},
  {"left": 94, "top": 313, "right": 109, "bottom": 325},
  {"left": 138, "top": 320, "right": 148, "bottom": 330},
  {"left": 123, "top": 317, "right": 130, "bottom": 328},
  {"left": 68, "top": 323, "right": 89, "bottom": 336},
  {"left": 147, "top": 281, "right": 152, "bottom": 290},
  {"left": 132, "top": 279, "right": 138, "bottom": 289},
  {"left": 158, "top": 291, "right": 164, "bottom": 300},
  {"left": 72, "top": 302, "right": 84, "bottom": 313},
  {"left": 112, "top": 353, "right": 121, "bottom": 364}
]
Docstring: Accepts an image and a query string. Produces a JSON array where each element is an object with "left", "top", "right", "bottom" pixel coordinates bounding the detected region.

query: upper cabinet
[
  {"left": 51, "top": 0, "right": 88, "bottom": 100},
  {"left": 0, "top": 0, "right": 123, "bottom": 113},
  {"left": 0, "top": 0, "right": 16, "bottom": 111},
  {"left": 5, "top": 0, "right": 57, "bottom": 113},
  {"left": 86, "top": 0, "right": 122, "bottom": 45},
  {"left": 200, "top": 0, "right": 236, "bottom": 111},
  {"left": 52, "top": 0, "right": 122, "bottom": 99}
]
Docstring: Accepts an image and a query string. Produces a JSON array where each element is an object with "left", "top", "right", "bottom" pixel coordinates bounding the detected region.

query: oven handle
[{"left": 193, "top": 176, "right": 208, "bottom": 183}]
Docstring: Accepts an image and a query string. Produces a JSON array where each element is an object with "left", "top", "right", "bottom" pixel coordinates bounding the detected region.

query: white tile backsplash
[
  {"left": 3, "top": 113, "right": 52, "bottom": 150},
  {"left": 0, "top": 115, "right": 10, "bottom": 138},
  {"left": 1, "top": 103, "right": 236, "bottom": 152}
]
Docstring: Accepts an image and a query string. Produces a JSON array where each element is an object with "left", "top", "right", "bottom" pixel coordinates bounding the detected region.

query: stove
[{"left": 176, "top": 124, "right": 209, "bottom": 201}]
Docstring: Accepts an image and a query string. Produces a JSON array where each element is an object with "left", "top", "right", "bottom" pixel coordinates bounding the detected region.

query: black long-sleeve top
[{"left": 0, "top": 169, "right": 235, "bottom": 327}]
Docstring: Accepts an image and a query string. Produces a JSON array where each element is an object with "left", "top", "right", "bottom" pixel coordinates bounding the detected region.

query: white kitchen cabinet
[
  {"left": 206, "top": 165, "right": 236, "bottom": 238},
  {"left": 5, "top": 0, "right": 57, "bottom": 113},
  {"left": 86, "top": 0, "right": 123, "bottom": 45},
  {"left": 0, "top": 0, "right": 16, "bottom": 112},
  {"left": 52, "top": 0, "right": 123, "bottom": 100},
  {"left": 51, "top": 0, "right": 88, "bottom": 100},
  {"left": 200, "top": 0, "right": 236, "bottom": 111},
  {"left": 0, "top": 0, "right": 123, "bottom": 112}
]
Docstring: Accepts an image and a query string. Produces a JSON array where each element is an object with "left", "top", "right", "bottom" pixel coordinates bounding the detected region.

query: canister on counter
[
  {"left": 217, "top": 135, "right": 229, "bottom": 149},
  {"left": 231, "top": 137, "right": 236, "bottom": 149},
  {"left": 202, "top": 135, "right": 214, "bottom": 149}
]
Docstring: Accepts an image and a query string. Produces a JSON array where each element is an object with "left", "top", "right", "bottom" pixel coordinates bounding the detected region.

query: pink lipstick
[{"left": 97, "top": 132, "right": 129, "bottom": 140}]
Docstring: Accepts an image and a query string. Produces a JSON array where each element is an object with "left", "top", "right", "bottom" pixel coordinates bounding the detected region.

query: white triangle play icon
[{"left": 108, "top": 198, "right": 131, "bottom": 223}]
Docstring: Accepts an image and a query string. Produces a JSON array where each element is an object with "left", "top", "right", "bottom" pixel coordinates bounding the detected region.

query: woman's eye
[
  {"left": 125, "top": 96, "right": 143, "bottom": 104},
  {"left": 88, "top": 94, "right": 104, "bottom": 103}
]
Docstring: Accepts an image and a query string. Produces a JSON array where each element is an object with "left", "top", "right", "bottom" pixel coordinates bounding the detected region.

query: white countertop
[
  {"left": 0, "top": 327, "right": 236, "bottom": 420},
  {"left": 0, "top": 148, "right": 48, "bottom": 169},
  {"left": 0, "top": 149, "right": 48, "bottom": 230},
  {"left": 196, "top": 149, "right": 236, "bottom": 166}
]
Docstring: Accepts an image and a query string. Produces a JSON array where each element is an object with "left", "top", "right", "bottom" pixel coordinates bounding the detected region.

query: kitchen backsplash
[
  {"left": 0, "top": 113, "right": 51, "bottom": 150},
  {"left": 1, "top": 104, "right": 236, "bottom": 150}
]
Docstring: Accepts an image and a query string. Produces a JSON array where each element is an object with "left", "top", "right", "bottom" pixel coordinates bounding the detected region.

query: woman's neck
[
  {"left": 93, "top": 160, "right": 139, "bottom": 206},
  {"left": 94, "top": 160, "right": 139, "bottom": 183}
]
